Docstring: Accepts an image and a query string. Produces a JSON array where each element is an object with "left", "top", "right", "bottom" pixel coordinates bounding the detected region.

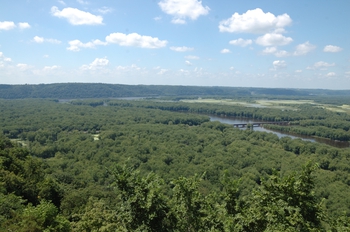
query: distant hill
[{"left": 0, "top": 83, "right": 349, "bottom": 99}]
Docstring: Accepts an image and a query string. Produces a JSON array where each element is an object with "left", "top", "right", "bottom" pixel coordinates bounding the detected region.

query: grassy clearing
[
  {"left": 92, "top": 134, "right": 100, "bottom": 141},
  {"left": 180, "top": 98, "right": 306, "bottom": 109},
  {"left": 255, "top": 99, "right": 314, "bottom": 105},
  {"left": 10, "top": 139, "right": 27, "bottom": 146},
  {"left": 181, "top": 98, "right": 350, "bottom": 114}
]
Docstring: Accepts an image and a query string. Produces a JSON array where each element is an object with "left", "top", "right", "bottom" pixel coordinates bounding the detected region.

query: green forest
[
  {"left": 1, "top": 96, "right": 350, "bottom": 231},
  {"left": 2, "top": 83, "right": 350, "bottom": 99}
]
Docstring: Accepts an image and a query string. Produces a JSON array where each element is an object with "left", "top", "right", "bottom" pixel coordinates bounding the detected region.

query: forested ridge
[
  {"left": 1, "top": 99, "right": 350, "bottom": 231},
  {"left": 1, "top": 83, "right": 350, "bottom": 99}
]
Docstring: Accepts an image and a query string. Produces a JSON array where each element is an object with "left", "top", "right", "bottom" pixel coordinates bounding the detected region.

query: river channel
[{"left": 209, "top": 115, "right": 350, "bottom": 148}]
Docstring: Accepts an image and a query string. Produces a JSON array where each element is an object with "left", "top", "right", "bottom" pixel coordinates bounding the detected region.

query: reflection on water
[{"left": 209, "top": 115, "right": 350, "bottom": 148}]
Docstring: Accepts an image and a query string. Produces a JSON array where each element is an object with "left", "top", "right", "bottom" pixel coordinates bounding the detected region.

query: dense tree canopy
[{"left": 1, "top": 98, "right": 350, "bottom": 231}]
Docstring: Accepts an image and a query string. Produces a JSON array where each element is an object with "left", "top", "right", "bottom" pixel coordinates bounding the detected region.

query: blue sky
[{"left": 0, "top": 0, "right": 349, "bottom": 89}]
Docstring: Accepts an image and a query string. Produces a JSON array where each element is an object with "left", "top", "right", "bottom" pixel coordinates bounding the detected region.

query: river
[{"left": 209, "top": 115, "right": 350, "bottom": 148}]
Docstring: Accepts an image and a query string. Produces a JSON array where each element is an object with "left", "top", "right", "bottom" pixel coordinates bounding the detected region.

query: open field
[
  {"left": 10, "top": 139, "right": 27, "bottom": 146},
  {"left": 180, "top": 98, "right": 350, "bottom": 114}
]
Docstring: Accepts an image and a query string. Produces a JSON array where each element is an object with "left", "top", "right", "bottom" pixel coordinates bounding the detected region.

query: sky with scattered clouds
[{"left": 0, "top": 0, "right": 349, "bottom": 89}]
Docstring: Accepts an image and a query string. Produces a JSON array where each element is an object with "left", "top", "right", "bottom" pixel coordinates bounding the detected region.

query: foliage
[{"left": 1, "top": 99, "right": 350, "bottom": 231}]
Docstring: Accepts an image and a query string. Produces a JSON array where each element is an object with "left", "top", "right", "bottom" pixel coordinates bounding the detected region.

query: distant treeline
[{"left": 1, "top": 83, "right": 350, "bottom": 99}]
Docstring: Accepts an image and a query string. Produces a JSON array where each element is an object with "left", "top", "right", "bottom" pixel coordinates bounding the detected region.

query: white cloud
[
  {"left": 43, "top": 65, "right": 59, "bottom": 71},
  {"left": 256, "top": 33, "right": 293, "bottom": 46},
  {"left": 293, "top": 41, "right": 316, "bottom": 56},
  {"left": 33, "top": 36, "right": 44, "bottom": 43},
  {"left": 43, "top": 55, "right": 49, "bottom": 58},
  {"left": 262, "top": 46, "right": 277, "bottom": 54},
  {"left": 185, "top": 55, "right": 199, "bottom": 59},
  {"left": 77, "top": 0, "right": 88, "bottom": 4},
  {"left": 323, "top": 45, "right": 342, "bottom": 53},
  {"left": 229, "top": 38, "right": 252, "bottom": 47},
  {"left": 58, "top": 0, "right": 66, "bottom": 5},
  {"left": 326, "top": 72, "right": 336, "bottom": 77},
  {"left": 185, "top": 60, "right": 192, "bottom": 66},
  {"left": 98, "top": 7, "right": 113, "bottom": 14},
  {"left": 158, "top": 0, "right": 210, "bottom": 24},
  {"left": 0, "top": 52, "right": 12, "bottom": 64},
  {"left": 219, "top": 8, "right": 292, "bottom": 34},
  {"left": 220, "top": 49, "right": 231, "bottom": 54},
  {"left": 272, "top": 60, "right": 286, "bottom": 69},
  {"left": 307, "top": 61, "right": 335, "bottom": 70},
  {"left": 154, "top": 16, "right": 162, "bottom": 21},
  {"left": 172, "top": 18, "right": 186, "bottom": 24},
  {"left": 229, "top": 67, "right": 234, "bottom": 70},
  {"left": 170, "top": 46, "right": 193, "bottom": 52},
  {"left": 33, "top": 36, "right": 61, "bottom": 44},
  {"left": 81, "top": 57, "right": 109, "bottom": 70},
  {"left": 262, "top": 47, "right": 290, "bottom": 57},
  {"left": 106, "top": 33, "right": 167, "bottom": 49},
  {"left": 18, "top": 22, "right": 31, "bottom": 29},
  {"left": 0, "top": 21, "right": 16, "bottom": 30},
  {"left": 67, "top": 39, "right": 107, "bottom": 51},
  {"left": 275, "top": 50, "right": 289, "bottom": 57},
  {"left": 295, "top": 70, "right": 302, "bottom": 73},
  {"left": 51, "top": 6, "right": 103, "bottom": 25},
  {"left": 157, "top": 69, "right": 168, "bottom": 75},
  {"left": 17, "top": 63, "right": 32, "bottom": 71}
]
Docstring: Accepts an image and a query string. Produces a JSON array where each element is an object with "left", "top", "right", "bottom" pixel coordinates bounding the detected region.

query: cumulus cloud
[
  {"left": 67, "top": 33, "right": 167, "bottom": 51},
  {"left": 229, "top": 38, "right": 252, "bottom": 47},
  {"left": 98, "top": 7, "right": 113, "bottom": 14},
  {"left": 185, "top": 60, "right": 192, "bottom": 66},
  {"left": 220, "top": 49, "right": 231, "bottom": 53},
  {"left": 326, "top": 72, "right": 336, "bottom": 77},
  {"left": 262, "top": 47, "right": 290, "bottom": 57},
  {"left": 185, "top": 55, "right": 199, "bottom": 59},
  {"left": 272, "top": 60, "right": 287, "bottom": 70},
  {"left": 0, "top": 21, "right": 16, "bottom": 30},
  {"left": 219, "top": 8, "right": 292, "bottom": 34},
  {"left": 293, "top": 41, "right": 316, "bottom": 56},
  {"left": 170, "top": 46, "right": 194, "bottom": 52},
  {"left": 17, "top": 63, "right": 32, "bottom": 71},
  {"left": 157, "top": 69, "right": 168, "bottom": 75},
  {"left": 256, "top": 33, "right": 293, "bottom": 46},
  {"left": 67, "top": 39, "right": 107, "bottom": 51},
  {"left": 51, "top": 6, "right": 103, "bottom": 25},
  {"left": 262, "top": 47, "right": 277, "bottom": 54},
  {"left": 81, "top": 57, "right": 109, "bottom": 70},
  {"left": 0, "top": 52, "right": 12, "bottom": 62},
  {"left": 43, "top": 65, "right": 60, "bottom": 71},
  {"left": 307, "top": 61, "right": 335, "bottom": 70},
  {"left": 0, "top": 52, "right": 12, "bottom": 66},
  {"left": 77, "top": 0, "right": 88, "bottom": 5},
  {"left": 106, "top": 33, "right": 167, "bottom": 49},
  {"left": 34, "top": 36, "right": 44, "bottom": 43},
  {"left": 18, "top": 22, "right": 31, "bottom": 29},
  {"left": 158, "top": 0, "right": 210, "bottom": 24},
  {"left": 323, "top": 45, "right": 342, "bottom": 53},
  {"left": 33, "top": 36, "right": 61, "bottom": 44}
]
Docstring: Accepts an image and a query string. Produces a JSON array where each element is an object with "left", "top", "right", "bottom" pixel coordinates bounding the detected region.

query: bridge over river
[{"left": 233, "top": 121, "right": 289, "bottom": 128}]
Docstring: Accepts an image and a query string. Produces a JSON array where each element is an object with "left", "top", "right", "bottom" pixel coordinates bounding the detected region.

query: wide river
[{"left": 209, "top": 115, "right": 350, "bottom": 148}]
